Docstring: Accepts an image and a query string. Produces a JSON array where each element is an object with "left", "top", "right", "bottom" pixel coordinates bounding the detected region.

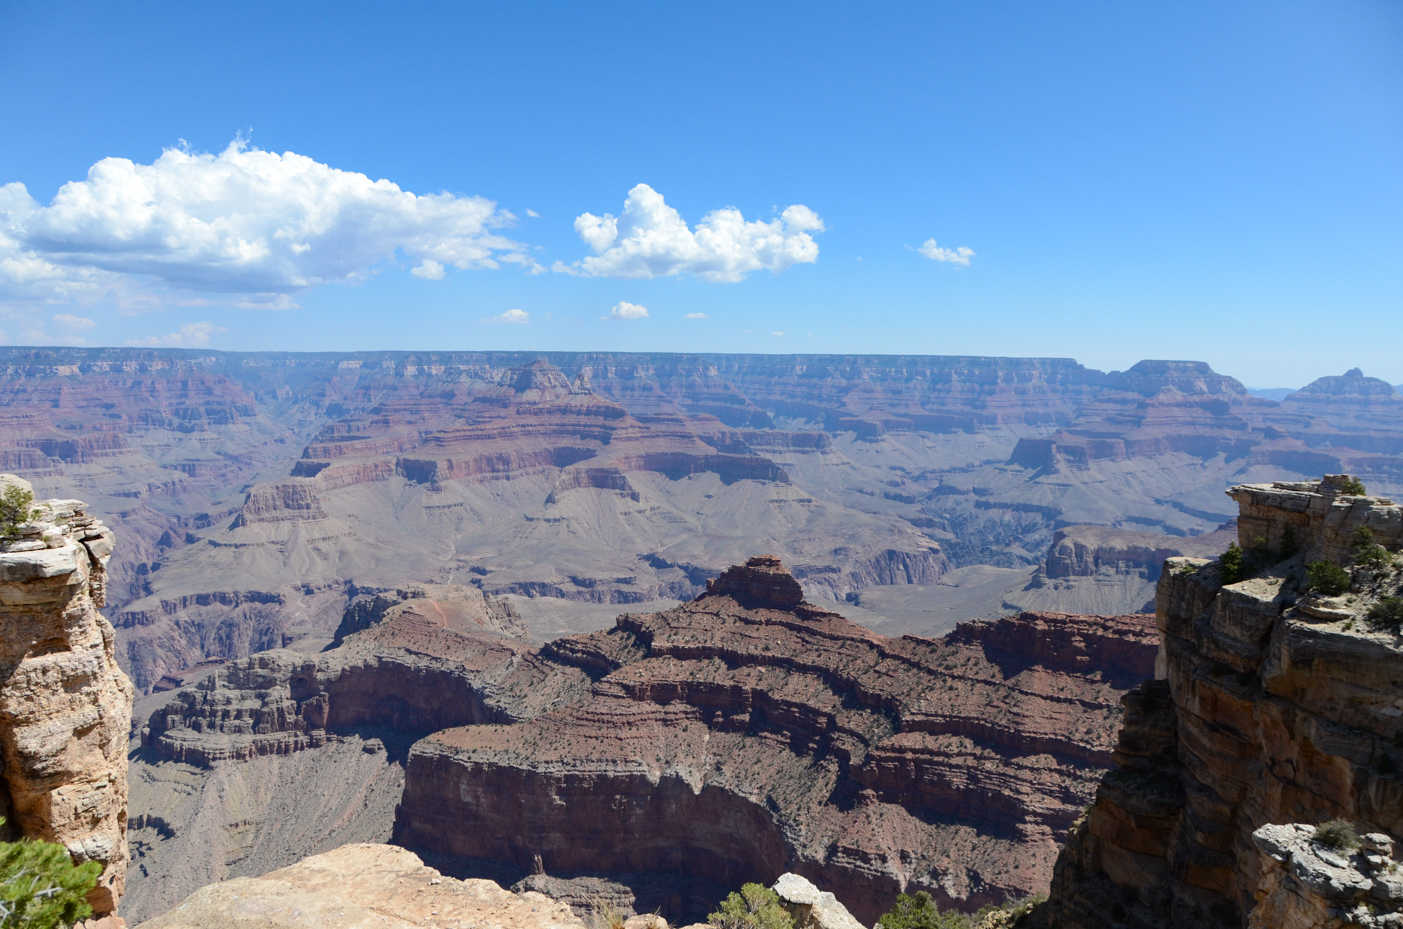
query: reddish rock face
[{"left": 392, "top": 559, "right": 1157, "bottom": 924}]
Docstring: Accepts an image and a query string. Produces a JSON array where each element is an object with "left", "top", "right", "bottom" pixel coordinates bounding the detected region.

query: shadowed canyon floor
[
  {"left": 3, "top": 350, "right": 1401, "bottom": 693},
  {"left": 128, "top": 558, "right": 1156, "bottom": 925}
]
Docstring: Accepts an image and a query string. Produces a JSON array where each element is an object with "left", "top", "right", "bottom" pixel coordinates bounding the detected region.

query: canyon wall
[
  {"left": 393, "top": 557, "right": 1157, "bottom": 925},
  {"left": 1035, "top": 476, "right": 1403, "bottom": 928},
  {"left": 131, "top": 557, "right": 1155, "bottom": 925},
  {"left": 6, "top": 349, "right": 1401, "bottom": 695},
  {"left": 0, "top": 475, "right": 133, "bottom": 914}
]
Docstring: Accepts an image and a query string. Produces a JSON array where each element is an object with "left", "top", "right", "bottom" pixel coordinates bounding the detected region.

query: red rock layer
[{"left": 394, "top": 562, "right": 1156, "bottom": 923}]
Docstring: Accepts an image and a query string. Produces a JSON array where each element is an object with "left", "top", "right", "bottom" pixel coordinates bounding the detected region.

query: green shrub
[
  {"left": 1306, "top": 561, "right": 1351, "bottom": 596},
  {"left": 1314, "top": 818, "right": 1360, "bottom": 852},
  {"left": 1369, "top": 597, "right": 1403, "bottom": 632},
  {"left": 1279, "top": 526, "right": 1299, "bottom": 560},
  {"left": 0, "top": 819, "right": 102, "bottom": 929},
  {"left": 1219, "top": 543, "right": 1245, "bottom": 585},
  {"left": 1340, "top": 476, "right": 1368, "bottom": 496},
  {"left": 876, "top": 892, "right": 971, "bottom": 929},
  {"left": 1357, "top": 545, "right": 1391, "bottom": 569},
  {"left": 710, "top": 885, "right": 794, "bottom": 929},
  {"left": 0, "top": 486, "right": 35, "bottom": 542}
]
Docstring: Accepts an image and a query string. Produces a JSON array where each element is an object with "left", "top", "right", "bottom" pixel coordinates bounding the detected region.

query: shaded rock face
[
  {"left": 131, "top": 843, "right": 586, "bottom": 929},
  {"left": 393, "top": 559, "right": 1157, "bottom": 925},
  {"left": 140, "top": 586, "right": 585, "bottom": 766},
  {"left": 1035, "top": 478, "right": 1403, "bottom": 928},
  {"left": 0, "top": 480, "right": 134, "bottom": 915}
]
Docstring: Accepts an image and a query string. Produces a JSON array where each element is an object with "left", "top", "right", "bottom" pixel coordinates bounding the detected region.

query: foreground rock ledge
[
  {"left": 132, "top": 844, "right": 585, "bottom": 929},
  {"left": 0, "top": 475, "right": 133, "bottom": 915}
]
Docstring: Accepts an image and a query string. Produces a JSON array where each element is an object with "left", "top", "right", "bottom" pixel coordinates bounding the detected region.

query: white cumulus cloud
[
  {"left": 557, "top": 184, "right": 824, "bottom": 282},
  {"left": 0, "top": 139, "right": 535, "bottom": 308},
  {"left": 916, "top": 239, "right": 975, "bottom": 266},
  {"left": 126, "top": 321, "right": 226, "bottom": 348},
  {"left": 604, "top": 301, "right": 649, "bottom": 320},
  {"left": 483, "top": 308, "right": 529, "bottom": 324}
]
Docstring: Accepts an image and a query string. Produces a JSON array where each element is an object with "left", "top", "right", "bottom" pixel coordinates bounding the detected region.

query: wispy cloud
[
  {"left": 483, "top": 308, "right": 529, "bottom": 324},
  {"left": 604, "top": 301, "right": 649, "bottom": 320},
  {"left": 915, "top": 238, "right": 975, "bottom": 266},
  {"left": 685, "top": 312, "right": 707, "bottom": 319},
  {"left": 126, "top": 321, "right": 226, "bottom": 347},
  {"left": 1, "top": 138, "right": 536, "bottom": 309},
  {"left": 53, "top": 313, "right": 96, "bottom": 330},
  {"left": 556, "top": 184, "right": 824, "bottom": 282}
]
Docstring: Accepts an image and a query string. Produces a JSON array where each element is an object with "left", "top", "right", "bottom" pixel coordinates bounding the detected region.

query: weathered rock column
[{"left": 0, "top": 475, "right": 133, "bottom": 915}]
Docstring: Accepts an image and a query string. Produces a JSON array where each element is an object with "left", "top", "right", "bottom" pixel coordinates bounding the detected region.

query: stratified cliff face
[
  {"left": 1036, "top": 476, "right": 1403, "bottom": 928},
  {"left": 394, "top": 557, "right": 1157, "bottom": 925},
  {"left": 124, "top": 583, "right": 588, "bottom": 922},
  {"left": 0, "top": 475, "right": 133, "bottom": 915},
  {"left": 8, "top": 349, "right": 1402, "bottom": 695}
]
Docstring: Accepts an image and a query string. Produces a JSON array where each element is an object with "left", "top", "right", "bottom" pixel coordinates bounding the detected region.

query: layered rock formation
[
  {"left": 6, "top": 349, "right": 1400, "bottom": 696},
  {"left": 1035, "top": 476, "right": 1403, "bottom": 927},
  {"left": 394, "top": 557, "right": 1157, "bottom": 924},
  {"left": 132, "top": 843, "right": 586, "bottom": 929},
  {"left": 124, "top": 582, "right": 585, "bottom": 921},
  {"left": 0, "top": 475, "right": 133, "bottom": 914},
  {"left": 130, "top": 556, "right": 1154, "bottom": 924}
]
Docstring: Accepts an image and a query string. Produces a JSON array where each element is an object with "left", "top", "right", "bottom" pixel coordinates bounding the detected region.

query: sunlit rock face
[{"left": 0, "top": 475, "right": 134, "bottom": 915}]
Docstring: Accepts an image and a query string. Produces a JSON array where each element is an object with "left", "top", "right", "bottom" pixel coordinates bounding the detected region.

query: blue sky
[{"left": 1, "top": 1, "right": 1400, "bottom": 387}]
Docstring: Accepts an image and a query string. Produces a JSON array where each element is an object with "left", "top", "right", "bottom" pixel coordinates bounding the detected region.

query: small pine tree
[
  {"left": 1306, "top": 561, "right": 1351, "bottom": 596},
  {"left": 1279, "top": 525, "right": 1299, "bottom": 559},
  {"left": 1340, "top": 476, "right": 1368, "bottom": 496},
  {"left": 1369, "top": 598, "right": 1403, "bottom": 632},
  {"left": 1219, "top": 543, "right": 1245, "bottom": 585},
  {"left": 0, "top": 819, "right": 102, "bottom": 929},
  {"left": 876, "top": 891, "right": 972, "bottom": 929},
  {"left": 709, "top": 885, "right": 794, "bottom": 929},
  {"left": 0, "top": 487, "right": 35, "bottom": 542}
]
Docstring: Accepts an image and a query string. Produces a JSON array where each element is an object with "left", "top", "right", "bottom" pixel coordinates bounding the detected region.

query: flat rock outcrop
[
  {"left": 0, "top": 476, "right": 134, "bottom": 914},
  {"left": 393, "top": 558, "right": 1156, "bottom": 924},
  {"left": 132, "top": 843, "right": 585, "bottom": 929},
  {"left": 1034, "top": 476, "right": 1403, "bottom": 927}
]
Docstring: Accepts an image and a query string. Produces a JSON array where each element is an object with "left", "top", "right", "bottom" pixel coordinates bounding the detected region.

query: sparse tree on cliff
[
  {"left": 0, "top": 487, "right": 35, "bottom": 542},
  {"left": 709, "top": 884, "right": 793, "bottom": 929},
  {"left": 0, "top": 820, "right": 101, "bottom": 929}
]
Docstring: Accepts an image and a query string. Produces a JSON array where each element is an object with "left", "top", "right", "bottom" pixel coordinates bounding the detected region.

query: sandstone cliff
[
  {"left": 1035, "top": 475, "right": 1403, "bottom": 928},
  {"left": 0, "top": 475, "right": 133, "bottom": 914}
]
